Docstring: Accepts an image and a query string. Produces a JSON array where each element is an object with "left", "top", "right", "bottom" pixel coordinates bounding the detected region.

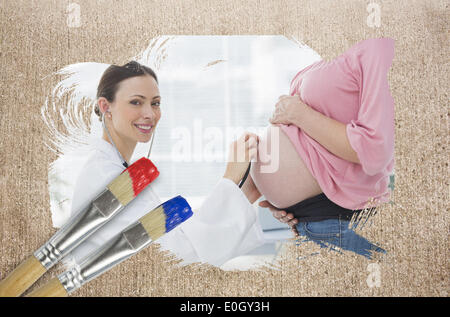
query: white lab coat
[{"left": 67, "top": 138, "right": 265, "bottom": 267}]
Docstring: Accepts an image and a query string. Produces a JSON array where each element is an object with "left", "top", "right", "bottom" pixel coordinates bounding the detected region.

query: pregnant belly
[{"left": 250, "top": 125, "right": 323, "bottom": 209}]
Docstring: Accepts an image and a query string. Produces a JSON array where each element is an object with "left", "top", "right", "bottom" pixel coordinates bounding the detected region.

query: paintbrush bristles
[
  {"left": 107, "top": 170, "right": 135, "bottom": 206},
  {"left": 107, "top": 158, "right": 160, "bottom": 206},
  {"left": 139, "top": 196, "right": 193, "bottom": 241},
  {"left": 140, "top": 206, "right": 167, "bottom": 240}
]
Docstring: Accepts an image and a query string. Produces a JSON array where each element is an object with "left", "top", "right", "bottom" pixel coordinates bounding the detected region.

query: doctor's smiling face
[
  {"left": 104, "top": 75, "right": 161, "bottom": 143},
  {"left": 96, "top": 62, "right": 161, "bottom": 159}
]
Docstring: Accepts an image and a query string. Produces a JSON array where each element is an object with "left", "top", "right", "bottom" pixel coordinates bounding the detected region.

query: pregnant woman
[{"left": 243, "top": 38, "right": 395, "bottom": 259}]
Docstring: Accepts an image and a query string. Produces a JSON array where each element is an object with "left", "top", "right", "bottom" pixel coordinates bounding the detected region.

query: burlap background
[{"left": 0, "top": 0, "right": 448, "bottom": 296}]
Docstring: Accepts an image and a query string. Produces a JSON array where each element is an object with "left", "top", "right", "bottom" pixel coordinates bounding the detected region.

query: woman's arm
[{"left": 270, "top": 95, "right": 360, "bottom": 164}]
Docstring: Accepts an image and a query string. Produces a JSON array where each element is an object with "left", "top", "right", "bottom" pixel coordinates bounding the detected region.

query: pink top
[{"left": 281, "top": 38, "right": 395, "bottom": 210}]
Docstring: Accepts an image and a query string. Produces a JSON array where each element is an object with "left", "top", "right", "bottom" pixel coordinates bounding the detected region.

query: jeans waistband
[{"left": 285, "top": 193, "right": 364, "bottom": 222}]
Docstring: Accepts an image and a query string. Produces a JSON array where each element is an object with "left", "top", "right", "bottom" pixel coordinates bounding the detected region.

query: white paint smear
[{"left": 42, "top": 36, "right": 320, "bottom": 270}]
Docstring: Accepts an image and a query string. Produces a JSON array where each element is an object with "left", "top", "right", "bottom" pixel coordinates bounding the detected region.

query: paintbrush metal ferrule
[
  {"left": 34, "top": 188, "right": 123, "bottom": 270},
  {"left": 58, "top": 221, "right": 151, "bottom": 294}
]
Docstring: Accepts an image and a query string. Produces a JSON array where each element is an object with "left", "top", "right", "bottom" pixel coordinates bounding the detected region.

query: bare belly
[{"left": 250, "top": 125, "right": 323, "bottom": 209}]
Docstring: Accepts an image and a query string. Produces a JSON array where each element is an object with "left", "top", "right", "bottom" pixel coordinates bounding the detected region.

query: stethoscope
[
  {"left": 102, "top": 112, "right": 156, "bottom": 168},
  {"left": 103, "top": 111, "right": 249, "bottom": 186},
  {"left": 238, "top": 163, "right": 251, "bottom": 189}
]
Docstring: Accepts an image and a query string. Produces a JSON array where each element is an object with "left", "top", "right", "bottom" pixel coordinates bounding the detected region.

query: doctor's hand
[
  {"left": 223, "top": 132, "right": 259, "bottom": 185},
  {"left": 259, "top": 200, "right": 299, "bottom": 237},
  {"left": 269, "top": 94, "right": 308, "bottom": 126}
]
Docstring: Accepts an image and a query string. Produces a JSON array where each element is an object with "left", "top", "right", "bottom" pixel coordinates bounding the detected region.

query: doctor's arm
[
  {"left": 169, "top": 132, "right": 265, "bottom": 266},
  {"left": 240, "top": 173, "right": 261, "bottom": 204},
  {"left": 223, "top": 132, "right": 259, "bottom": 185},
  {"left": 223, "top": 132, "right": 263, "bottom": 204}
]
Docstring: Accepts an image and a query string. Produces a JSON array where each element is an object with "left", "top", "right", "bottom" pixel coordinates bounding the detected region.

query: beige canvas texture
[{"left": 0, "top": 0, "right": 448, "bottom": 296}]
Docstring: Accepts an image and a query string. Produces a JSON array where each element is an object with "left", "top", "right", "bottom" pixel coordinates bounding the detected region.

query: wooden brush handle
[
  {"left": 27, "top": 277, "right": 67, "bottom": 297},
  {"left": 0, "top": 255, "right": 46, "bottom": 297}
]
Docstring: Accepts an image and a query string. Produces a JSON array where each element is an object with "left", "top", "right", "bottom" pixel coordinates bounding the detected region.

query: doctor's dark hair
[{"left": 94, "top": 61, "right": 158, "bottom": 121}]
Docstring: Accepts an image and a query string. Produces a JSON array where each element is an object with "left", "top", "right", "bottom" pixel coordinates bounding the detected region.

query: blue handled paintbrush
[
  {"left": 27, "top": 196, "right": 192, "bottom": 297},
  {"left": 0, "top": 157, "right": 159, "bottom": 297}
]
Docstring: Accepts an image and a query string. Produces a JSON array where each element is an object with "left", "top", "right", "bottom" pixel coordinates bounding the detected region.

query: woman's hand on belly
[
  {"left": 271, "top": 94, "right": 360, "bottom": 164},
  {"left": 269, "top": 94, "right": 308, "bottom": 126}
]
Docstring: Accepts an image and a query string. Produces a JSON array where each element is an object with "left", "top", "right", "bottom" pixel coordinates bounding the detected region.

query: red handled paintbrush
[
  {"left": 0, "top": 157, "right": 159, "bottom": 297},
  {"left": 28, "top": 196, "right": 193, "bottom": 297}
]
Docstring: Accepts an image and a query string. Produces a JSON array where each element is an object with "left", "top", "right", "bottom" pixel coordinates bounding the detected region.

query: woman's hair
[{"left": 94, "top": 61, "right": 158, "bottom": 120}]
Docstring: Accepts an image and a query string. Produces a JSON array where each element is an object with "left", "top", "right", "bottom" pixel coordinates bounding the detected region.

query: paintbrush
[
  {"left": 27, "top": 195, "right": 193, "bottom": 297},
  {"left": 0, "top": 157, "right": 159, "bottom": 297}
]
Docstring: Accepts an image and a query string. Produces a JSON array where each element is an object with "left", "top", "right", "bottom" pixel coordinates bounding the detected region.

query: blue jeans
[{"left": 294, "top": 217, "right": 386, "bottom": 259}]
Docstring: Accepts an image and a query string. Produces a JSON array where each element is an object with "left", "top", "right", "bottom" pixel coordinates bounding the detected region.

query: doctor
[{"left": 67, "top": 61, "right": 265, "bottom": 267}]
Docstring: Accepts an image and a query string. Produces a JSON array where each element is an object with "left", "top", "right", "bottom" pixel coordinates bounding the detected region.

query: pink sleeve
[
  {"left": 289, "top": 61, "right": 321, "bottom": 95},
  {"left": 346, "top": 38, "right": 395, "bottom": 176}
]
